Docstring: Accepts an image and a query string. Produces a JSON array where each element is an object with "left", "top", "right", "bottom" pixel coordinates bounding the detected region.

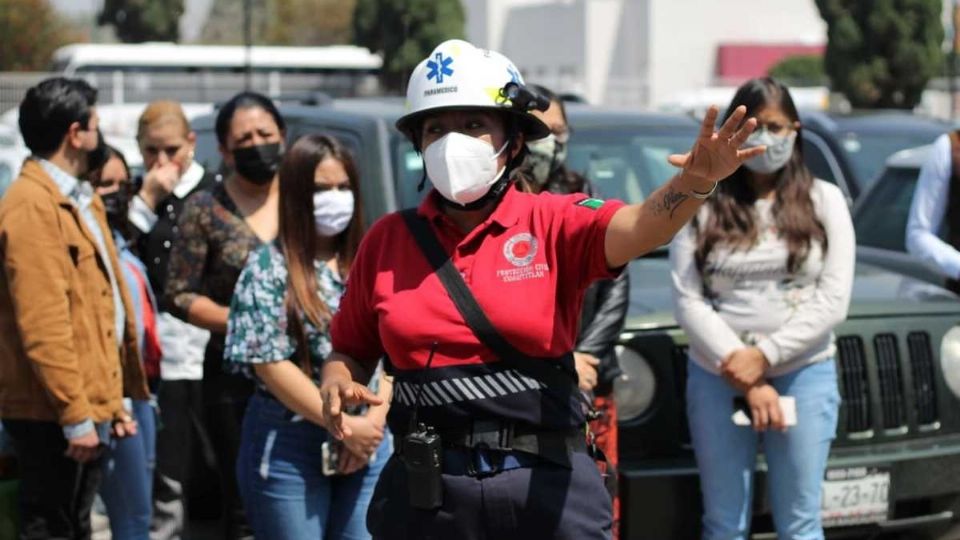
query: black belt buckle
[{"left": 467, "top": 419, "right": 514, "bottom": 450}]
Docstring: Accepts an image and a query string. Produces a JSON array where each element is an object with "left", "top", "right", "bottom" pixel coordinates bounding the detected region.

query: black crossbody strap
[{"left": 399, "top": 209, "right": 585, "bottom": 396}]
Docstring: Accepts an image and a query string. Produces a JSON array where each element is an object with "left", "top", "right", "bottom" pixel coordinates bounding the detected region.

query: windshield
[
  {"left": 393, "top": 126, "right": 697, "bottom": 209},
  {"left": 853, "top": 166, "right": 919, "bottom": 252},
  {"left": 839, "top": 132, "right": 940, "bottom": 189},
  {"left": 566, "top": 127, "right": 696, "bottom": 203}
]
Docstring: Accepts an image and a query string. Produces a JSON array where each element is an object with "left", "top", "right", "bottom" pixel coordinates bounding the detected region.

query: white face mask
[
  {"left": 313, "top": 189, "right": 354, "bottom": 237},
  {"left": 423, "top": 132, "right": 509, "bottom": 206}
]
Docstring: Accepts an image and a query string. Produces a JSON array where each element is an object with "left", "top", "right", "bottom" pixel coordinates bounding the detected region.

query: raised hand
[{"left": 667, "top": 105, "right": 766, "bottom": 183}]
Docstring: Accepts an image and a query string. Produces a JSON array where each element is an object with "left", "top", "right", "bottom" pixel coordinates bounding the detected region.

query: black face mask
[
  {"left": 102, "top": 189, "right": 132, "bottom": 239},
  {"left": 232, "top": 143, "right": 283, "bottom": 185},
  {"left": 84, "top": 129, "right": 108, "bottom": 178}
]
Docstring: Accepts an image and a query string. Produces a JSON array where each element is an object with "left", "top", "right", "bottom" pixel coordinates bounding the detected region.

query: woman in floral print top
[
  {"left": 225, "top": 245, "right": 343, "bottom": 390},
  {"left": 225, "top": 133, "right": 392, "bottom": 539}
]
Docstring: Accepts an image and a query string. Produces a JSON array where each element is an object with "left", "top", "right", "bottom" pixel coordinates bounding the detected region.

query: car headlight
[
  {"left": 613, "top": 345, "right": 657, "bottom": 421},
  {"left": 940, "top": 326, "right": 960, "bottom": 399}
]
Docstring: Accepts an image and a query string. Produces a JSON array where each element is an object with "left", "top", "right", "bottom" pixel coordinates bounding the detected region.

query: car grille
[
  {"left": 836, "top": 332, "right": 940, "bottom": 438},
  {"left": 837, "top": 336, "right": 872, "bottom": 434},
  {"left": 874, "top": 333, "right": 907, "bottom": 430},
  {"left": 907, "top": 332, "right": 939, "bottom": 428}
]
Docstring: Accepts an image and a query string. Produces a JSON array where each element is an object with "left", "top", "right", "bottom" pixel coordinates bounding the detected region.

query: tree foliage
[
  {"left": 815, "top": 0, "right": 943, "bottom": 109},
  {"left": 265, "top": 0, "right": 354, "bottom": 46},
  {"left": 99, "top": 0, "right": 185, "bottom": 43},
  {"left": 768, "top": 55, "right": 826, "bottom": 86},
  {"left": 200, "top": 0, "right": 353, "bottom": 46},
  {"left": 353, "top": 0, "right": 466, "bottom": 92},
  {"left": 0, "top": 0, "right": 82, "bottom": 71}
]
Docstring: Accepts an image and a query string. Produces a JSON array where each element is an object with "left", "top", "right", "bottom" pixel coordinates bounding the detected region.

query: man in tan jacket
[{"left": 0, "top": 77, "right": 148, "bottom": 539}]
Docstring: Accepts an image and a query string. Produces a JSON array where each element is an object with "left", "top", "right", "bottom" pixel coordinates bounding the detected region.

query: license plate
[{"left": 821, "top": 467, "right": 890, "bottom": 527}]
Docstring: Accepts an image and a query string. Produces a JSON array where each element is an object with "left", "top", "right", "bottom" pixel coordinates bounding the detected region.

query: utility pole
[
  {"left": 953, "top": 0, "right": 960, "bottom": 119},
  {"left": 244, "top": 0, "right": 253, "bottom": 91}
]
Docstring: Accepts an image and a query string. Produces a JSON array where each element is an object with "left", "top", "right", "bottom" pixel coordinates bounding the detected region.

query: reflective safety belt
[{"left": 400, "top": 209, "right": 616, "bottom": 491}]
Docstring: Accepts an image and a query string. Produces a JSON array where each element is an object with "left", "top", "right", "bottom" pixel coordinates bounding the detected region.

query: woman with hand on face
[
  {"left": 670, "top": 78, "right": 854, "bottom": 540},
  {"left": 165, "top": 91, "right": 285, "bottom": 539},
  {"left": 226, "top": 134, "right": 391, "bottom": 540},
  {"left": 132, "top": 100, "right": 217, "bottom": 540},
  {"left": 90, "top": 146, "right": 160, "bottom": 540}
]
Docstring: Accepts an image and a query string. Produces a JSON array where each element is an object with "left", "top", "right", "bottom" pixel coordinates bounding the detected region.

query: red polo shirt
[{"left": 330, "top": 187, "right": 624, "bottom": 430}]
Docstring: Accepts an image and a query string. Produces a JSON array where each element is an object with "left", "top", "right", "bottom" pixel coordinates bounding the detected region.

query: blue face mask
[{"left": 742, "top": 128, "right": 797, "bottom": 174}]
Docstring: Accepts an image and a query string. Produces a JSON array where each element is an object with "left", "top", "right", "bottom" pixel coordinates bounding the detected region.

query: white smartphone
[
  {"left": 732, "top": 395, "right": 797, "bottom": 427},
  {"left": 321, "top": 440, "right": 379, "bottom": 476},
  {"left": 321, "top": 441, "right": 340, "bottom": 476}
]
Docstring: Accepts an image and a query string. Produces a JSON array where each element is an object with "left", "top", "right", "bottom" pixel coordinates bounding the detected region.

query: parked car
[
  {"left": 194, "top": 100, "right": 960, "bottom": 539},
  {"left": 852, "top": 145, "right": 945, "bottom": 289},
  {"left": 800, "top": 110, "right": 949, "bottom": 204},
  {"left": 0, "top": 124, "right": 27, "bottom": 197}
]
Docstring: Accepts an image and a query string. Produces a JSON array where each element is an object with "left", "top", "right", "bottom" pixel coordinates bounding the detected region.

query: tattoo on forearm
[{"left": 650, "top": 187, "right": 690, "bottom": 219}]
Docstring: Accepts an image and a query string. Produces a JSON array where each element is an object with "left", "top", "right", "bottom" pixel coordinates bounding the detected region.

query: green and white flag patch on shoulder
[{"left": 576, "top": 198, "right": 604, "bottom": 210}]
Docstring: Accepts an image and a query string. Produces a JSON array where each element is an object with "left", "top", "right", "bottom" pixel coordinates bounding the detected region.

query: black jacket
[
  {"left": 130, "top": 170, "right": 218, "bottom": 306},
  {"left": 577, "top": 270, "right": 629, "bottom": 396},
  {"left": 526, "top": 166, "right": 631, "bottom": 397}
]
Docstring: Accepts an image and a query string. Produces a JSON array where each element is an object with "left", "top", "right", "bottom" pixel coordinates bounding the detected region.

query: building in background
[{"left": 463, "top": 0, "right": 826, "bottom": 109}]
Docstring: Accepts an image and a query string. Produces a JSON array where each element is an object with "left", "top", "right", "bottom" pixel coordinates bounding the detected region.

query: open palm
[{"left": 668, "top": 105, "right": 766, "bottom": 182}]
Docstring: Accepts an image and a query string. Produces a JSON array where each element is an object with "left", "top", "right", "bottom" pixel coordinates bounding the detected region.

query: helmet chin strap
[{"left": 438, "top": 174, "right": 512, "bottom": 211}]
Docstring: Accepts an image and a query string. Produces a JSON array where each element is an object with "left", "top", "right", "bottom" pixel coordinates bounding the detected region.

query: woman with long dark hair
[
  {"left": 670, "top": 78, "right": 854, "bottom": 539},
  {"left": 91, "top": 146, "right": 159, "bottom": 540},
  {"left": 226, "top": 134, "right": 391, "bottom": 539}
]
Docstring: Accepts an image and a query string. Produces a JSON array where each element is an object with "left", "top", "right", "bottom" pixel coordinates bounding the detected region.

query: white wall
[
  {"left": 499, "top": 1, "right": 588, "bottom": 96},
  {"left": 462, "top": 0, "right": 553, "bottom": 50},
  {"left": 648, "top": 0, "right": 825, "bottom": 108},
  {"left": 468, "top": 0, "right": 828, "bottom": 108}
]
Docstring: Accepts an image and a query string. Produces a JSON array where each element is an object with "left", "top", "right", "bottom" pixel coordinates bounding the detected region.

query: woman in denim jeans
[
  {"left": 225, "top": 134, "right": 391, "bottom": 539},
  {"left": 670, "top": 78, "right": 855, "bottom": 540},
  {"left": 91, "top": 146, "right": 160, "bottom": 540}
]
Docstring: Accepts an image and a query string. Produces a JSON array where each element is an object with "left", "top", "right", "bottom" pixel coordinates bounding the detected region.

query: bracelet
[{"left": 689, "top": 180, "right": 718, "bottom": 200}]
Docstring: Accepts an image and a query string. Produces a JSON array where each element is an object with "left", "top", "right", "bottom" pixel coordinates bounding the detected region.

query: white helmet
[{"left": 395, "top": 39, "right": 550, "bottom": 143}]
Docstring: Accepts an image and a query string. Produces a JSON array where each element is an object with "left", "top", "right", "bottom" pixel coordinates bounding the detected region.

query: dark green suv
[{"left": 194, "top": 100, "right": 960, "bottom": 539}]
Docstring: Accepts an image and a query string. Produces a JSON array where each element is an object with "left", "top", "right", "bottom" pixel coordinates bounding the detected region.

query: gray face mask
[
  {"left": 742, "top": 128, "right": 797, "bottom": 174},
  {"left": 525, "top": 134, "right": 568, "bottom": 185}
]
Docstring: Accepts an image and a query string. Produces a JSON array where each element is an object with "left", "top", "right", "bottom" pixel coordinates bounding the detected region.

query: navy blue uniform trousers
[{"left": 367, "top": 451, "right": 612, "bottom": 539}]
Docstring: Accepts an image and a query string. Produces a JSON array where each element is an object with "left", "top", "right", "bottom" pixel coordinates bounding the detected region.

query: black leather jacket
[
  {"left": 576, "top": 269, "right": 629, "bottom": 397},
  {"left": 515, "top": 166, "right": 631, "bottom": 396}
]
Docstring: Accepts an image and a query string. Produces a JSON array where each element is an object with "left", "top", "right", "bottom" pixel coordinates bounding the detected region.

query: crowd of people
[{"left": 0, "top": 38, "right": 869, "bottom": 540}]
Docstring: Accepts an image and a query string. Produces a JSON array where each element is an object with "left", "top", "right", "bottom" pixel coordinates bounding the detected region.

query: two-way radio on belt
[{"left": 403, "top": 341, "right": 444, "bottom": 510}]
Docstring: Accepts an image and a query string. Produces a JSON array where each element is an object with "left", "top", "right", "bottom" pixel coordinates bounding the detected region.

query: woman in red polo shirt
[{"left": 318, "top": 39, "right": 766, "bottom": 540}]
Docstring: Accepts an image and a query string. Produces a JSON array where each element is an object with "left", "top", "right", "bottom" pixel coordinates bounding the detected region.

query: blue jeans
[
  {"left": 99, "top": 399, "right": 157, "bottom": 540},
  {"left": 686, "top": 359, "right": 840, "bottom": 540},
  {"left": 237, "top": 393, "right": 390, "bottom": 540}
]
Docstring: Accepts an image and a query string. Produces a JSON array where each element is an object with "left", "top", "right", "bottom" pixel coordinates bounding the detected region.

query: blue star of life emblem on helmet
[
  {"left": 426, "top": 52, "right": 454, "bottom": 84},
  {"left": 507, "top": 66, "right": 521, "bottom": 84}
]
